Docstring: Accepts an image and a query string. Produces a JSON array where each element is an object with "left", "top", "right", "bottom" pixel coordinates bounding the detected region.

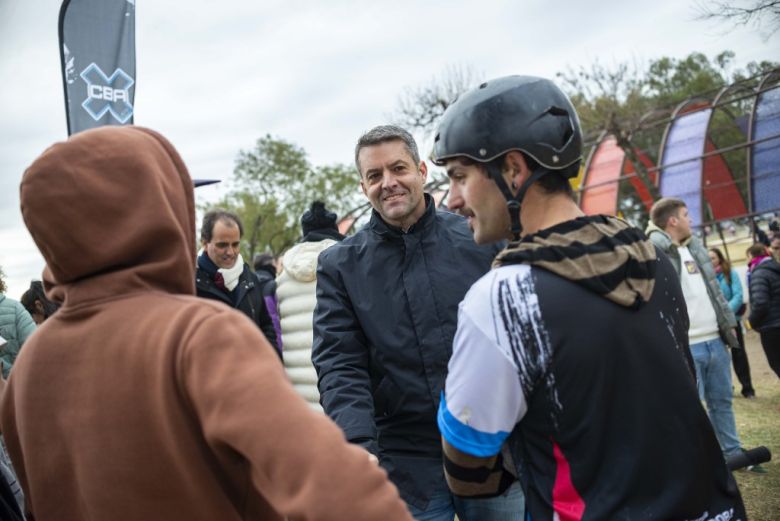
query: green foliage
[
  {"left": 646, "top": 51, "right": 733, "bottom": 107},
  {"left": 206, "top": 135, "right": 363, "bottom": 259}
]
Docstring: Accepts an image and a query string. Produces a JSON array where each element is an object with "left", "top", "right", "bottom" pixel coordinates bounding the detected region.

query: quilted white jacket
[{"left": 277, "top": 239, "right": 338, "bottom": 411}]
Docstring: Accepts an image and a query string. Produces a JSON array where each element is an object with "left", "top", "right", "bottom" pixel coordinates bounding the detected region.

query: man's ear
[
  {"left": 419, "top": 161, "right": 428, "bottom": 183},
  {"left": 503, "top": 151, "right": 530, "bottom": 197},
  {"left": 34, "top": 300, "right": 45, "bottom": 314}
]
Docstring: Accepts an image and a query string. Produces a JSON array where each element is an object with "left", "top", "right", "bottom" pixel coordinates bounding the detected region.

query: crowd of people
[{"left": 0, "top": 76, "right": 777, "bottom": 520}]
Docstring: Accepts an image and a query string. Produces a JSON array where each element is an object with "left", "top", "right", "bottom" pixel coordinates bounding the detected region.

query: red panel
[
  {"left": 624, "top": 151, "right": 657, "bottom": 211},
  {"left": 581, "top": 136, "right": 624, "bottom": 215},
  {"left": 702, "top": 139, "right": 747, "bottom": 219},
  {"left": 337, "top": 217, "right": 355, "bottom": 235}
]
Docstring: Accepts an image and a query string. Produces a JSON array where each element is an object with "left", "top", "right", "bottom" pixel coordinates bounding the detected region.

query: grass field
[{"left": 732, "top": 330, "right": 780, "bottom": 520}]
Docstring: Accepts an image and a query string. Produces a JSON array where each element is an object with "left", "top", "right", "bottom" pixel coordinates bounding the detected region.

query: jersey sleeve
[{"left": 438, "top": 267, "right": 531, "bottom": 458}]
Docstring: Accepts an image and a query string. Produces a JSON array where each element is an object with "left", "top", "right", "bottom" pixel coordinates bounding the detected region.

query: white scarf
[{"left": 218, "top": 254, "right": 245, "bottom": 292}]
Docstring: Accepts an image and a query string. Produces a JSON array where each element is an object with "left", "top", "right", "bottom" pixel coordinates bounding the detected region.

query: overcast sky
[{"left": 0, "top": 0, "right": 776, "bottom": 299}]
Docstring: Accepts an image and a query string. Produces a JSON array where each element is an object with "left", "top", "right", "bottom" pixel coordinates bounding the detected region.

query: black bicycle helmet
[{"left": 433, "top": 75, "right": 582, "bottom": 238}]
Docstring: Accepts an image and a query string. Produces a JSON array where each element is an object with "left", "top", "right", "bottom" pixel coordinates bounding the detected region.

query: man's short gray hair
[{"left": 354, "top": 125, "right": 420, "bottom": 175}]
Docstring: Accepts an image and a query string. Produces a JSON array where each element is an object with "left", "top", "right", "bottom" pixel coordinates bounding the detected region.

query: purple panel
[
  {"left": 751, "top": 85, "right": 780, "bottom": 213},
  {"left": 659, "top": 108, "right": 712, "bottom": 227}
]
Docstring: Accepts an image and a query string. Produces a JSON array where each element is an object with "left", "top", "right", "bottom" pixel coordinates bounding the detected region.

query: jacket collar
[
  {"left": 645, "top": 221, "right": 692, "bottom": 247},
  {"left": 197, "top": 251, "right": 219, "bottom": 276},
  {"left": 369, "top": 193, "right": 435, "bottom": 240},
  {"left": 496, "top": 214, "right": 656, "bottom": 309}
]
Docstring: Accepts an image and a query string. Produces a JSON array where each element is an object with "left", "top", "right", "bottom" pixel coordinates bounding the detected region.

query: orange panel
[{"left": 581, "top": 136, "right": 625, "bottom": 215}]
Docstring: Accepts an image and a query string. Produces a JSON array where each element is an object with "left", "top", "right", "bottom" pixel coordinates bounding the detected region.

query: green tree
[{"left": 207, "top": 135, "right": 363, "bottom": 259}]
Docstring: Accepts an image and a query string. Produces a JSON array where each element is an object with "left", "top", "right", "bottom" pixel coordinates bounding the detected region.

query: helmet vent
[{"left": 479, "top": 82, "right": 488, "bottom": 89}]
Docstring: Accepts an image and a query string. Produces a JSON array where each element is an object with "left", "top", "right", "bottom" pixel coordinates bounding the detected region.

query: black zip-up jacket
[
  {"left": 749, "top": 258, "right": 780, "bottom": 332},
  {"left": 312, "top": 195, "right": 501, "bottom": 509},
  {"left": 196, "top": 262, "right": 280, "bottom": 354}
]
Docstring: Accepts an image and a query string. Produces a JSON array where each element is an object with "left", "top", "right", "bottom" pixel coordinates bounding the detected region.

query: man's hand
[{"left": 365, "top": 449, "right": 378, "bottom": 465}]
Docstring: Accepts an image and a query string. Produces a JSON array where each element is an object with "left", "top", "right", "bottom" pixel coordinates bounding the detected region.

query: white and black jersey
[{"left": 439, "top": 215, "right": 746, "bottom": 521}]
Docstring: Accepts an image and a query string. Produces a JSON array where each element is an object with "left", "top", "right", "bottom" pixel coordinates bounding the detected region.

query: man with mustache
[
  {"left": 433, "top": 76, "right": 746, "bottom": 521},
  {"left": 312, "top": 125, "right": 520, "bottom": 519}
]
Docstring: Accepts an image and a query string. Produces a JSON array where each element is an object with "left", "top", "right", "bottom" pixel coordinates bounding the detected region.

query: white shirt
[
  {"left": 678, "top": 247, "right": 719, "bottom": 344},
  {"left": 439, "top": 264, "right": 547, "bottom": 456}
]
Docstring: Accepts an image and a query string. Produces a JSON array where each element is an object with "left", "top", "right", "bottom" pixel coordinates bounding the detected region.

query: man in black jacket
[
  {"left": 312, "top": 125, "right": 518, "bottom": 518},
  {"left": 196, "top": 209, "right": 280, "bottom": 356},
  {"left": 433, "top": 76, "right": 745, "bottom": 520}
]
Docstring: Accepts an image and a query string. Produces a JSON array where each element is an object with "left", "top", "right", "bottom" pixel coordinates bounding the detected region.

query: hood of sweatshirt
[
  {"left": 495, "top": 214, "right": 657, "bottom": 308},
  {"left": 282, "top": 239, "right": 338, "bottom": 283},
  {"left": 20, "top": 126, "right": 197, "bottom": 306}
]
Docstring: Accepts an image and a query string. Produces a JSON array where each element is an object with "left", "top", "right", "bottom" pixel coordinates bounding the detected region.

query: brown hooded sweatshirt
[{"left": 0, "top": 126, "right": 411, "bottom": 521}]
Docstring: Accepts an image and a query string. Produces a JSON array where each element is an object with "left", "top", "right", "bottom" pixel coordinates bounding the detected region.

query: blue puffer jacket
[{"left": 0, "top": 294, "right": 36, "bottom": 377}]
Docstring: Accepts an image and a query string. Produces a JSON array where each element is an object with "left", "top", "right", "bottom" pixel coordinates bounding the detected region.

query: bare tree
[
  {"left": 394, "top": 64, "right": 483, "bottom": 135},
  {"left": 694, "top": 0, "right": 780, "bottom": 38}
]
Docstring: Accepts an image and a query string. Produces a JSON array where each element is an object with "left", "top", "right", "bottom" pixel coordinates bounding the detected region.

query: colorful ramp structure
[{"left": 579, "top": 70, "right": 780, "bottom": 227}]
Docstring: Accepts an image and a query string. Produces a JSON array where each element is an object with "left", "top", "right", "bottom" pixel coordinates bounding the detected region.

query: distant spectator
[
  {"left": 769, "top": 220, "right": 779, "bottom": 242},
  {"left": 770, "top": 236, "right": 780, "bottom": 262},
  {"left": 746, "top": 243, "right": 780, "bottom": 380},
  {"left": 20, "top": 280, "right": 59, "bottom": 325},
  {"left": 253, "top": 252, "right": 282, "bottom": 352},
  {"left": 0, "top": 267, "right": 36, "bottom": 378},
  {"left": 195, "top": 209, "right": 280, "bottom": 356},
  {"left": 253, "top": 253, "right": 277, "bottom": 284},
  {"left": 277, "top": 202, "right": 344, "bottom": 410},
  {"left": 709, "top": 248, "right": 754, "bottom": 398},
  {"left": 752, "top": 221, "right": 770, "bottom": 247}
]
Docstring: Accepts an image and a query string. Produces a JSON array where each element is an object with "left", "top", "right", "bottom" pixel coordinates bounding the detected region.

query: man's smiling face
[{"left": 358, "top": 139, "right": 428, "bottom": 231}]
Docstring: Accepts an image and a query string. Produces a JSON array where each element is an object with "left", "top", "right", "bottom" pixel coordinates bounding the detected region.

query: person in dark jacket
[
  {"left": 196, "top": 209, "right": 280, "bottom": 356},
  {"left": 253, "top": 252, "right": 282, "bottom": 352},
  {"left": 312, "top": 125, "right": 518, "bottom": 518},
  {"left": 253, "top": 253, "right": 278, "bottom": 294},
  {"left": 747, "top": 242, "right": 780, "bottom": 380},
  {"left": 433, "top": 75, "right": 745, "bottom": 520},
  {"left": 20, "top": 280, "right": 60, "bottom": 325}
]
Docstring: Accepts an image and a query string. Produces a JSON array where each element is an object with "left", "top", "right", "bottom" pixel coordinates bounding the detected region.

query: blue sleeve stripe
[{"left": 437, "top": 393, "right": 509, "bottom": 458}]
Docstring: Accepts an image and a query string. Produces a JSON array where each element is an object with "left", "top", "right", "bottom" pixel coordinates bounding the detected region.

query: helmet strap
[{"left": 486, "top": 160, "right": 551, "bottom": 241}]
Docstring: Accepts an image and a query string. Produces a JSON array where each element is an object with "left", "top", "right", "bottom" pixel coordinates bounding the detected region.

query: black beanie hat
[{"left": 301, "top": 201, "right": 345, "bottom": 242}]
